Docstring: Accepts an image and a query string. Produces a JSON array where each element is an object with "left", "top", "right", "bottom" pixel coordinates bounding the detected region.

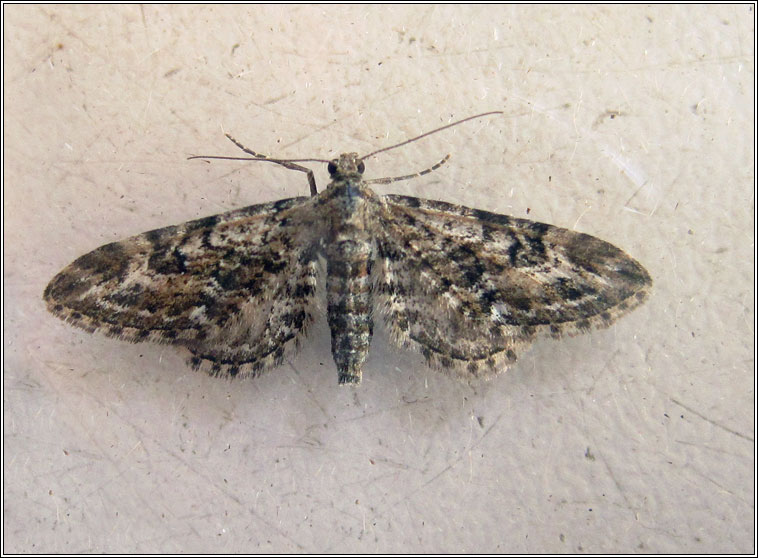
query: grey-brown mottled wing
[
  {"left": 374, "top": 195, "right": 651, "bottom": 379},
  {"left": 44, "top": 197, "right": 321, "bottom": 378}
]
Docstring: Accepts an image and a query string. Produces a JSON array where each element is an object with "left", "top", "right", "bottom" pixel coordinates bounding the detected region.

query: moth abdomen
[{"left": 326, "top": 237, "right": 374, "bottom": 385}]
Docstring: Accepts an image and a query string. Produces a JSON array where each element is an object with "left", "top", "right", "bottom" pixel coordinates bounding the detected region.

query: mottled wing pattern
[
  {"left": 374, "top": 195, "right": 651, "bottom": 379},
  {"left": 44, "top": 197, "right": 321, "bottom": 378}
]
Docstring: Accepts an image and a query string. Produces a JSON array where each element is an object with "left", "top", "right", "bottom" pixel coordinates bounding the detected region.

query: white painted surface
[{"left": 4, "top": 4, "right": 753, "bottom": 553}]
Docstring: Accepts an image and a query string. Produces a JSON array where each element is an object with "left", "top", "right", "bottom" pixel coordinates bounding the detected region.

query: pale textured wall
[{"left": 4, "top": 4, "right": 753, "bottom": 553}]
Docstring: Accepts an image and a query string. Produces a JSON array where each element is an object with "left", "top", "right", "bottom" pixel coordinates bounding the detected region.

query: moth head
[{"left": 328, "top": 153, "right": 365, "bottom": 178}]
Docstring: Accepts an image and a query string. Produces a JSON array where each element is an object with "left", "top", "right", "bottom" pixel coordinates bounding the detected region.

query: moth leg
[
  {"left": 363, "top": 155, "right": 451, "bottom": 186},
  {"left": 225, "top": 134, "right": 318, "bottom": 197}
]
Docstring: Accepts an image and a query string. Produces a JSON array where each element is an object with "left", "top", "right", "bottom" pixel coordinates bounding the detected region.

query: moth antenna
[{"left": 360, "top": 111, "right": 503, "bottom": 160}]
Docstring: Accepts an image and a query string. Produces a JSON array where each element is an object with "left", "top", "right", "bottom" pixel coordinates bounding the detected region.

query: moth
[{"left": 44, "top": 113, "right": 651, "bottom": 384}]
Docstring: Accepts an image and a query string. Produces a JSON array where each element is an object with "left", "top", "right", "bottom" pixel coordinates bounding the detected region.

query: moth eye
[
  {"left": 327, "top": 161, "right": 337, "bottom": 175},
  {"left": 357, "top": 161, "right": 365, "bottom": 174}
]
